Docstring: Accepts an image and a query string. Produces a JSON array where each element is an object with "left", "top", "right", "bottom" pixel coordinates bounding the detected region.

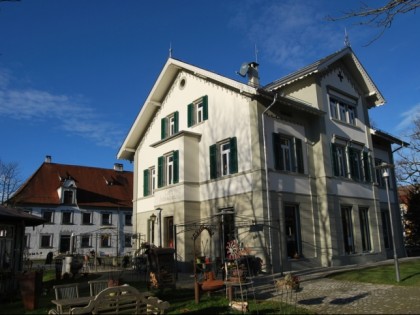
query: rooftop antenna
[
  {"left": 169, "top": 42, "right": 173, "bottom": 58},
  {"left": 254, "top": 43, "right": 259, "bottom": 63},
  {"left": 344, "top": 28, "right": 351, "bottom": 47}
]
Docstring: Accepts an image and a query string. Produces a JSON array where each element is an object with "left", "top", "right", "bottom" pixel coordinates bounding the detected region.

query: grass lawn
[
  {"left": 328, "top": 259, "right": 420, "bottom": 286},
  {"left": 0, "top": 270, "right": 312, "bottom": 314}
]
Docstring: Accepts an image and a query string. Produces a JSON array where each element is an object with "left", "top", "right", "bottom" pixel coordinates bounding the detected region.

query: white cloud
[
  {"left": 396, "top": 103, "right": 420, "bottom": 131},
  {"left": 230, "top": 0, "right": 342, "bottom": 70},
  {"left": 0, "top": 73, "right": 124, "bottom": 149}
]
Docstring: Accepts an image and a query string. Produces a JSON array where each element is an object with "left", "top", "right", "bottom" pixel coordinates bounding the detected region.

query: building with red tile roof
[{"left": 7, "top": 156, "right": 134, "bottom": 261}]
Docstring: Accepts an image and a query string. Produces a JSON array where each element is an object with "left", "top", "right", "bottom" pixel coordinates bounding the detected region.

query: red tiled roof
[{"left": 10, "top": 162, "right": 133, "bottom": 209}]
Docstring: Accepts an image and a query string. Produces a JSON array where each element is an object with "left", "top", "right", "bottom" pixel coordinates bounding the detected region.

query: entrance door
[
  {"left": 60, "top": 235, "right": 70, "bottom": 253},
  {"left": 219, "top": 208, "right": 235, "bottom": 262}
]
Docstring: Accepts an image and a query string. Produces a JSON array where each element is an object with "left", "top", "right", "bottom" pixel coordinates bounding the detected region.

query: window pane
[
  {"left": 341, "top": 207, "right": 354, "bottom": 254},
  {"left": 221, "top": 143, "right": 230, "bottom": 176},
  {"left": 62, "top": 212, "right": 72, "bottom": 224},
  {"left": 360, "top": 208, "right": 372, "bottom": 251}
]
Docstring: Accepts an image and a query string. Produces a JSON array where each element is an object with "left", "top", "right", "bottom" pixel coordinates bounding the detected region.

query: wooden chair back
[
  {"left": 88, "top": 279, "right": 109, "bottom": 296},
  {"left": 53, "top": 283, "right": 80, "bottom": 300}
]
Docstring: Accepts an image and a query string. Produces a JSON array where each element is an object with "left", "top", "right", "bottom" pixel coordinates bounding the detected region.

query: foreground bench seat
[{"left": 70, "top": 284, "right": 170, "bottom": 314}]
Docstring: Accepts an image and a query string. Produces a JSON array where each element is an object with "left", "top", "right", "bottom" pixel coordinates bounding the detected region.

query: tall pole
[
  {"left": 383, "top": 167, "right": 401, "bottom": 282},
  {"left": 262, "top": 93, "right": 278, "bottom": 274}
]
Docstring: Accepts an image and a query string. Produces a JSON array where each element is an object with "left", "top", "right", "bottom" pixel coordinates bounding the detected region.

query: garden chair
[
  {"left": 52, "top": 283, "right": 80, "bottom": 314},
  {"left": 88, "top": 279, "right": 109, "bottom": 296}
]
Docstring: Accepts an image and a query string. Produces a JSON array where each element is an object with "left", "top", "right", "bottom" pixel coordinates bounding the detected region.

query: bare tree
[
  {"left": 0, "top": 159, "right": 21, "bottom": 204},
  {"left": 327, "top": 0, "right": 420, "bottom": 45},
  {"left": 395, "top": 118, "right": 420, "bottom": 185}
]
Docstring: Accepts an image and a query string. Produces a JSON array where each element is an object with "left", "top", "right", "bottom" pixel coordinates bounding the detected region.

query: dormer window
[
  {"left": 63, "top": 191, "right": 73, "bottom": 204},
  {"left": 58, "top": 178, "right": 77, "bottom": 205}
]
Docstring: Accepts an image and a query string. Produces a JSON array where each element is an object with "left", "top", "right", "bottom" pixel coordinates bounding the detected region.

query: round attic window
[{"left": 179, "top": 78, "right": 186, "bottom": 89}]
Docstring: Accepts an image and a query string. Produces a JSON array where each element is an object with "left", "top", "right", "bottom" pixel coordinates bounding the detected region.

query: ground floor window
[
  {"left": 359, "top": 207, "right": 372, "bottom": 252},
  {"left": 381, "top": 209, "right": 392, "bottom": 249},
  {"left": 41, "top": 234, "right": 53, "bottom": 248},
  {"left": 285, "top": 204, "right": 301, "bottom": 258},
  {"left": 341, "top": 206, "right": 355, "bottom": 254},
  {"left": 165, "top": 216, "right": 174, "bottom": 248}
]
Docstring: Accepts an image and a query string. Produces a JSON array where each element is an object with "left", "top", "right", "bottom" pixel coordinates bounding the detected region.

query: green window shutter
[
  {"left": 174, "top": 111, "right": 179, "bottom": 133},
  {"left": 229, "top": 137, "right": 238, "bottom": 174},
  {"left": 331, "top": 143, "right": 339, "bottom": 176},
  {"left": 161, "top": 118, "right": 167, "bottom": 140},
  {"left": 295, "top": 138, "right": 304, "bottom": 174},
  {"left": 209, "top": 144, "right": 217, "bottom": 179},
  {"left": 203, "top": 95, "right": 208, "bottom": 121},
  {"left": 187, "top": 103, "right": 194, "bottom": 127},
  {"left": 143, "top": 169, "right": 149, "bottom": 197},
  {"left": 272, "top": 133, "right": 280, "bottom": 170},
  {"left": 157, "top": 156, "right": 164, "bottom": 188},
  {"left": 173, "top": 150, "right": 179, "bottom": 184}
]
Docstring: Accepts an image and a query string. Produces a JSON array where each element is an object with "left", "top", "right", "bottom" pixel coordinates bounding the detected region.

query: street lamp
[
  {"left": 150, "top": 214, "right": 157, "bottom": 245},
  {"left": 379, "top": 162, "right": 401, "bottom": 282}
]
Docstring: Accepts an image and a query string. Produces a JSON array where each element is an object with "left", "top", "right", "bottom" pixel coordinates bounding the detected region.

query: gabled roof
[
  {"left": 263, "top": 47, "right": 385, "bottom": 108},
  {"left": 0, "top": 205, "right": 46, "bottom": 227},
  {"left": 117, "top": 57, "right": 257, "bottom": 161},
  {"left": 9, "top": 162, "right": 133, "bottom": 209},
  {"left": 370, "top": 128, "right": 410, "bottom": 148}
]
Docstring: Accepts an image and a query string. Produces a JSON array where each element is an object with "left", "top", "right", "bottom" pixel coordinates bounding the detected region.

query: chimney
[
  {"left": 45, "top": 155, "right": 52, "bottom": 163},
  {"left": 114, "top": 163, "right": 123, "bottom": 172},
  {"left": 247, "top": 62, "right": 260, "bottom": 87}
]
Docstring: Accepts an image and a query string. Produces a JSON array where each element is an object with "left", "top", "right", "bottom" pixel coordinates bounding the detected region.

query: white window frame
[
  {"left": 150, "top": 167, "right": 156, "bottom": 195},
  {"left": 62, "top": 210, "right": 74, "bottom": 225},
  {"left": 166, "top": 154, "right": 174, "bottom": 185},
  {"left": 40, "top": 234, "right": 53, "bottom": 248},
  {"left": 42, "top": 209, "right": 54, "bottom": 224},
  {"left": 329, "top": 96, "right": 357, "bottom": 126},
  {"left": 220, "top": 141, "right": 231, "bottom": 176},
  {"left": 101, "top": 213, "right": 112, "bottom": 226}
]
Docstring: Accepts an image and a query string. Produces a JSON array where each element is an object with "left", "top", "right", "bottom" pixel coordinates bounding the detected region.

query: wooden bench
[{"left": 69, "top": 285, "right": 170, "bottom": 314}]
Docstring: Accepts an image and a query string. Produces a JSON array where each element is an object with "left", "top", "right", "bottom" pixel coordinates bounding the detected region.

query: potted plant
[{"left": 275, "top": 273, "right": 300, "bottom": 291}]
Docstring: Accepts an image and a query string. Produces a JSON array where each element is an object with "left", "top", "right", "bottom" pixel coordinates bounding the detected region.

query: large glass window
[
  {"left": 272, "top": 133, "right": 304, "bottom": 173},
  {"left": 341, "top": 206, "right": 355, "bottom": 254},
  {"left": 332, "top": 144, "right": 347, "bottom": 177},
  {"left": 209, "top": 137, "right": 238, "bottom": 179},
  {"left": 329, "top": 96, "right": 357, "bottom": 126},
  {"left": 157, "top": 151, "right": 179, "bottom": 188},
  {"left": 285, "top": 204, "right": 301, "bottom": 258},
  {"left": 359, "top": 207, "right": 372, "bottom": 252}
]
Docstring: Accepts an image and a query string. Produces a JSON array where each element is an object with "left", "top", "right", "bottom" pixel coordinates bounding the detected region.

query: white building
[
  {"left": 118, "top": 47, "right": 406, "bottom": 273},
  {"left": 8, "top": 157, "right": 134, "bottom": 261}
]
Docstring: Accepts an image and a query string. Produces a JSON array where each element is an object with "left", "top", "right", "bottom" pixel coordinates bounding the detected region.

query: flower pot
[{"left": 19, "top": 270, "right": 43, "bottom": 311}]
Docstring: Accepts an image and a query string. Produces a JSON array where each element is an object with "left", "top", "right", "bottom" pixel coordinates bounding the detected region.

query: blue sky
[{"left": 0, "top": 0, "right": 419, "bottom": 181}]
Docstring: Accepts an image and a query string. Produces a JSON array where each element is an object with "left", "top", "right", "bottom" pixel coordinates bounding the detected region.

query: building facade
[
  {"left": 118, "top": 47, "right": 406, "bottom": 273},
  {"left": 7, "top": 157, "right": 134, "bottom": 261}
]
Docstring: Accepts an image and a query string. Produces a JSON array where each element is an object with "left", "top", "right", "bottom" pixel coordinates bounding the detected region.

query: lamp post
[
  {"left": 379, "top": 162, "right": 401, "bottom": 282},
  {"left": 156, "top": 208, "right": 163, "bottom": 247},
  {"left": 150, "top": 214, "right": 157, "bottom": 245}
]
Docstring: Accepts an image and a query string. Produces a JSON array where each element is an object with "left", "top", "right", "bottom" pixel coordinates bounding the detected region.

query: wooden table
[{"left": 51, "top": 296, "right": 92, "bottom": 314}]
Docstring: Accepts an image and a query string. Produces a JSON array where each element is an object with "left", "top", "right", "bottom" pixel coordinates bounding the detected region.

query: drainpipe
[{"left": 262, "top": 93, "right": 278, "bottom": 274}]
